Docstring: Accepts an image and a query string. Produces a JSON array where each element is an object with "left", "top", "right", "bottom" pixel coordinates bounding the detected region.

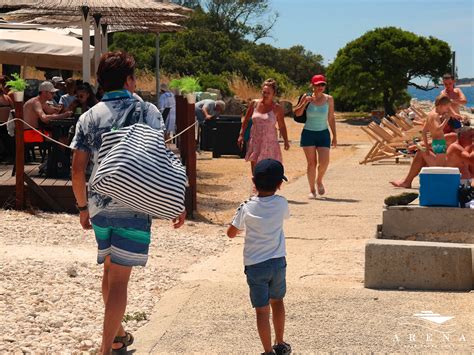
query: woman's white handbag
[{"left": 91, "top": 102, "right": 187, "bottom": 219}]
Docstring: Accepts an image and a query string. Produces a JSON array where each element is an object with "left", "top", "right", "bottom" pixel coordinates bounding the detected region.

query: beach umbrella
[
  {"left": 0, "top": 29, "right": 94, "bottom": 70},
  {"left": 2, "top": 0, "right": 190, "bottom": 84}
]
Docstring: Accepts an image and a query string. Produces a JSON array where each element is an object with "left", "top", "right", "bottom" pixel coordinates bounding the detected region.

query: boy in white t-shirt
[{"left": 227, "top": 159, "right": 291, "bottom": 355}]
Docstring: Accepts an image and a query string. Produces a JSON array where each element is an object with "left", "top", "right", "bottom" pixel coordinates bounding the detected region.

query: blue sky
[{"left": 261, "top": 0, "right": 474, "bottom": 79}]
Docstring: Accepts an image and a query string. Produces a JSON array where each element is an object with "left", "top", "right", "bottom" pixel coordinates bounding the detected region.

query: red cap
[{"left": 311, "top": 74, "right": 326, "bottom": 85}]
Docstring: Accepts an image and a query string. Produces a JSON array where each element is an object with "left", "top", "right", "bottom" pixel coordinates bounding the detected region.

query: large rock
[{"left": 224, "top": 97, "right": 246, "bottom": 116}]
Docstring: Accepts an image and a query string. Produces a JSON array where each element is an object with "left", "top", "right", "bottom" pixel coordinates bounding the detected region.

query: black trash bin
[
  {"left": 212, "top": 115, "right": 245, "bottom": 158},
  {"left": 199, "top": 119, "right": 216, "bottom": 151}
]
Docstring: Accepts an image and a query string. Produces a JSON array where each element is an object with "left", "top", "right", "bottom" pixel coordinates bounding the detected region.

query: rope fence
[{"left": 0, "top": 117, "right": 198, "bottom": 147}]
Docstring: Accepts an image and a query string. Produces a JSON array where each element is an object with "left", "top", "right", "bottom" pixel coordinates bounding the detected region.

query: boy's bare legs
[
  {"left": 270, "top": 298, "right": 285, "bottom": 344},
  {"left": 255, "top": 306, "right": 273, "bottom": 353},
  {"left": 101, "top": 257, "right": 133, "bottom": 354},
  {"left": 101, "top": 257, "right": 127, "bottom": 351}
]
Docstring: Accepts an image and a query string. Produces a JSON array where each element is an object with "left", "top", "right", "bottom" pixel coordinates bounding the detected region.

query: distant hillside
[{"left": 457, "top": 77, "right": 474, "bottom": 85}]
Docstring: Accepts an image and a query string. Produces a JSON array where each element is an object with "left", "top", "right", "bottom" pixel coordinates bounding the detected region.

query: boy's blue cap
[{"left": 254, "top": 159, "right": 287, "bottom": 182}]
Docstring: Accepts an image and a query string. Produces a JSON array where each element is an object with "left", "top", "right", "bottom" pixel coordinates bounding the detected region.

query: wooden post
[
  {"left": 186, "top": 101, "right": 197, "bottom": 211},
  {"left": 14, "top": 100, "right": 25, "bottom": 210},
  {"left": 175, "top": 95, "right": 197, "bottom": 217},
  {"left": 176, "top": 95, "right": 187, "bottom": 157}
]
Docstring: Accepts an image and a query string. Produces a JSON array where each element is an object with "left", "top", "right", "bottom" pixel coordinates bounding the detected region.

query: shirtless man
[
  {"left": 440, "top": 73, "right": 468, "bottom": 131},
  {"left": 23, "top": 81, "right": 72, "bottom": 129},
  {"left": 447, "top": 127, "right": 474, "bottom": 183}
]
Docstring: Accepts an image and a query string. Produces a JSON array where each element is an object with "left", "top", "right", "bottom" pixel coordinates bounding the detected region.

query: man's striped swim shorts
[{"left": 91, "top": 212, "right": 151, "bottom": 267}]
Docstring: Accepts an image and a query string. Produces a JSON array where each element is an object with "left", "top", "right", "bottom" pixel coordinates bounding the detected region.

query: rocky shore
[{"left": 0, "top": 211, "right": 228, "bottom": 353}]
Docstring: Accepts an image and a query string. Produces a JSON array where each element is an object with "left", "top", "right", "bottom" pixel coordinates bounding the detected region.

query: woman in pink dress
[{"left": 238, "top": 79, "right": 290, "bottom": 173}]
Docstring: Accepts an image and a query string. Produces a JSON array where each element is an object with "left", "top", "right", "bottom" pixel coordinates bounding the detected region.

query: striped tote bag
[{"left": 90, "top": 122, "right": 187, "bottom": 220}]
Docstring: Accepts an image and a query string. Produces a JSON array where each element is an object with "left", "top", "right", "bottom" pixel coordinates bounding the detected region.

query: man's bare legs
[
  {"left": 303, "top": 147, "right": 317, "bottom": 197},
  {"left": 316, "top": 147, "right": 330, "bottom": 195},
  {"left": 101, "top": 257, "right": 127, "bottom": 351},
  {"left": 390, "top": 150, "right": 436, "bottom": 188},
  {"left": 101, "top": 257, "right": 132, "bottom": 354}
]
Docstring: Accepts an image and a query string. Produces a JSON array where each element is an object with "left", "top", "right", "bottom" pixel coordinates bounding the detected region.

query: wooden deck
[{"left": 0, "top": 163, "right": 76, "bottom": 213}]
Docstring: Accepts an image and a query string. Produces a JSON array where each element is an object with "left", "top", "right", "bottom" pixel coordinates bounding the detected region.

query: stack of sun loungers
[{"left": 359, "top": 106, "right": 426, "bottom": 164}]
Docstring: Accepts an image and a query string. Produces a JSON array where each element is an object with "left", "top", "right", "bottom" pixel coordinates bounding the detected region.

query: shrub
[
  {"left": 198, "top": 73, "right": 233, "bottom": 97},
  {"left": 169, "top": 76, "right": 202, "bottom": 94}
]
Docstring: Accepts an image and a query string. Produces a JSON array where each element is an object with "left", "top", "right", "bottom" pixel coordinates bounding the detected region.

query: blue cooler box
[{"left": 419, "top": 167, "right": 460, "bottom": 207}]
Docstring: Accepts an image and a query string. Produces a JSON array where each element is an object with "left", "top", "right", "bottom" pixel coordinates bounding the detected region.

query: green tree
[
  {"left": 327, "top": 27, "right": 452, "bottom": 114},
  {"left": 109, "top": 33, "right": 157, "bottom": 70},
  {"left": 204, "top": 0, "right": 278, "bottom": 42}
]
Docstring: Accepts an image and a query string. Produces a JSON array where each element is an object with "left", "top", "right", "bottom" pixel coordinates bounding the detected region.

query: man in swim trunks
[{"left": 440, "top": 73, "right": 468, "bottom": 133}]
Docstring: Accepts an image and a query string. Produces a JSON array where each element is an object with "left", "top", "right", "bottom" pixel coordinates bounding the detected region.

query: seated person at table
[
  {"left": 422, "top": 95, "right": 462, "bottom": 166},
  {"left": 23, "top": 81, "right": 72, "bottom": 143},
  {"left": 0, "top": 76, "right": 13, "bottom": 123},
  {"left": 195, "top": 99, "right": 226, "bottom": 125},
  {"left": 59, "top": 78, "right": 76, "bottom": 111},
  {"left": 65, "top": 82, "right": 98, "bottom": 115},
  {"left": 51, "top": 76, "right": 66, "bottom": 105}
]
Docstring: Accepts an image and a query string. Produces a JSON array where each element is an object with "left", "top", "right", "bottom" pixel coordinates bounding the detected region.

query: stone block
[
  {"left": 365, "top": 239, "right": 473, "bottom": 291},
  {"left": 382, "top": 206, "right": 474, "bottom": 239}
]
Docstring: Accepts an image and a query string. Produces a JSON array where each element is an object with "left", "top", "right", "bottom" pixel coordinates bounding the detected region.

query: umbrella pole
[
  {"left": 81, "top": 6, "right": 91, "bottom": 83},
  {"left": 155, "top": 33, "right": 160, "bottom": 107}
]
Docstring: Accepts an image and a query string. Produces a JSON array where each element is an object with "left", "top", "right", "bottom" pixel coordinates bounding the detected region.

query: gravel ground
[{"left": 0, "top": 211, "right": 229, "bottom": 353}]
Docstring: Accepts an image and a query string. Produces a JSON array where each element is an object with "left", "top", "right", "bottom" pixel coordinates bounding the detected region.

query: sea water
[{"left": 408, "top": 85, "right": 474, "bottom": 108}]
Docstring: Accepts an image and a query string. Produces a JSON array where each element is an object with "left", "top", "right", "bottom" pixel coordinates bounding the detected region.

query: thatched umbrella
[{"left": 2, "top": 0, "right": 190, "bottom": 84}]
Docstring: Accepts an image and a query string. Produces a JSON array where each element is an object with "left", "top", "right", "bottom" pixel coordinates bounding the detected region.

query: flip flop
[
  {"left": 111, "top": 331, "right": 134, "bottom": 354},
  {"left": 308, "top": 192, "right": 317, "bottom": 199}
]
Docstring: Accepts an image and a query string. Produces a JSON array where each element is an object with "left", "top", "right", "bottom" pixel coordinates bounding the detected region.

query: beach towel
[{"left": 91, "top": 102, "right": 187, "bottom": 220}]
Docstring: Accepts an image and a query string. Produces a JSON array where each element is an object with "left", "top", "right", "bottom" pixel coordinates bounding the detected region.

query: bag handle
[{"left": 117, "top": 101, "right": 146, "bottom": 129}]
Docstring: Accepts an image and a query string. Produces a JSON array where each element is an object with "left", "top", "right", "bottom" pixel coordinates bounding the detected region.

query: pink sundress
[{"left": 245, "top": 103, "right": 282, "bottom": 163}]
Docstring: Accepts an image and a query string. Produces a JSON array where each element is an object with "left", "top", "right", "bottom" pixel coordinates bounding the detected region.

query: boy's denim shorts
[{"left": 244, "top": 257, "right": 287, "bottom": 308}]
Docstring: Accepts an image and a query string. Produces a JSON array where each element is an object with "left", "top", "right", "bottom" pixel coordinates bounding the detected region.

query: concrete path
[{"left": 132, "top": 146, "right": 473, "bottom": 353}]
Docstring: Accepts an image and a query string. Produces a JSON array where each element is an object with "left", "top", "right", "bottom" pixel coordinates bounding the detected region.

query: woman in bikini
[
  {"left": 294, "top": 74, "right": 337, "bottom": 199},
  {"left": 238, "top": 78, "right": 290, "bottom": 173}
]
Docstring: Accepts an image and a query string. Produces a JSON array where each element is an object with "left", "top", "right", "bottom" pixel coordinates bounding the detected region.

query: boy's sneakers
[{"left": 273, "top": 342, "right": 292, "bottom": 355}]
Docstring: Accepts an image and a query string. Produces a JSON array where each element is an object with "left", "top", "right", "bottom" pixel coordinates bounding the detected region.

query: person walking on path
[
  {"left": 227, "top": 159, "right": 292, "bottom": 355},
  {"left": 294, "top": 74, "right": 337, "bottom": 199},
  {"left": 71, "top": 51, "right": 185, "bottom": 355},
  {"left": 238, "top": 79, "right": 290, "bottom": 173}
]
